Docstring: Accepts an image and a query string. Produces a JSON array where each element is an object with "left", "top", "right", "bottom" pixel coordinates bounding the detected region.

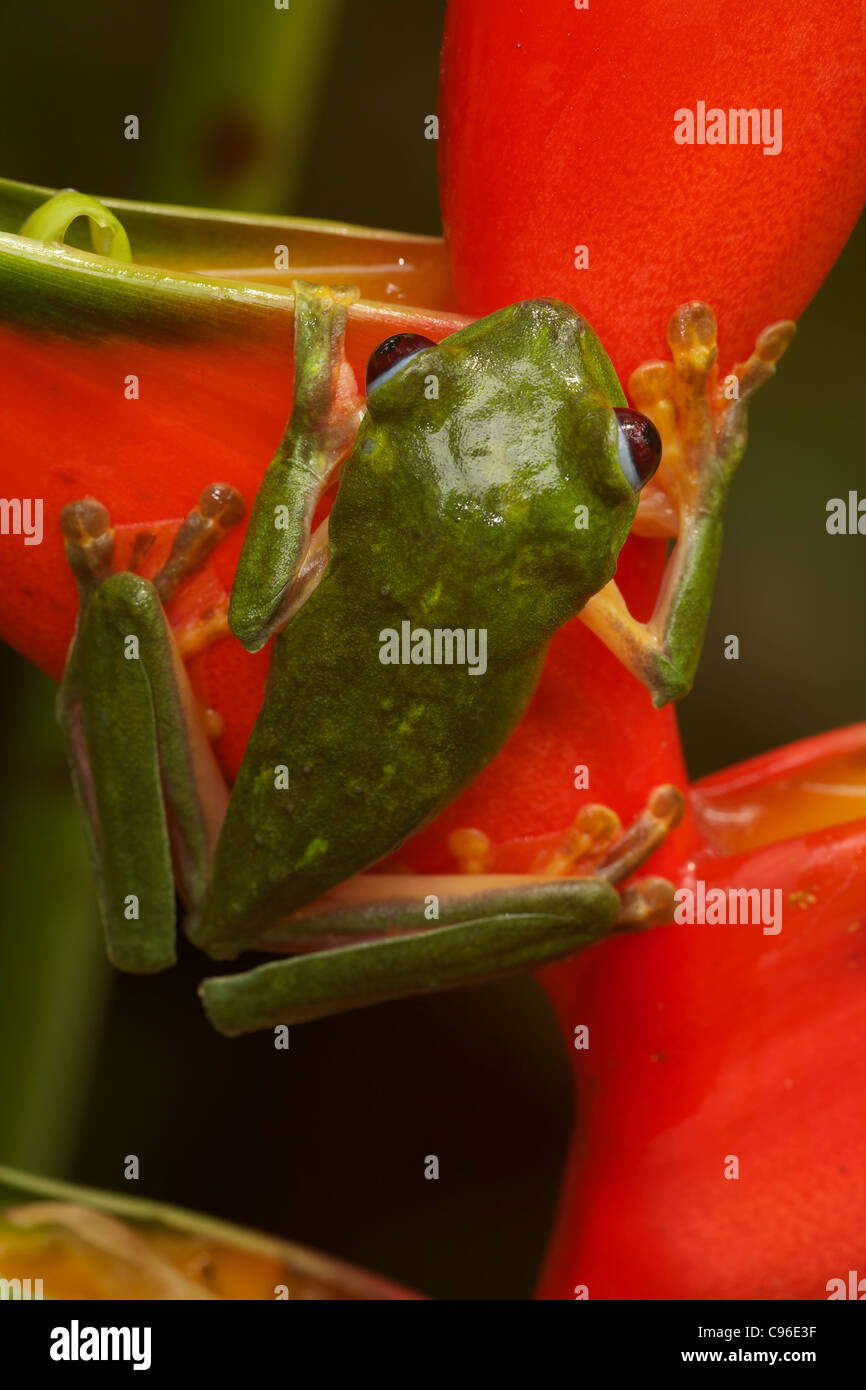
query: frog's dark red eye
[
  {"left": 366, "top": 333, "right": 435, "bottom": 393},
  {"left": 613, "top": 407, "right": 662, "bottom": 490}
]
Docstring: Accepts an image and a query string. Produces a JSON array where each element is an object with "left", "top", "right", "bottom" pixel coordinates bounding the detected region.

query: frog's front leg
[
  {"left": 57, "top": 485, "right": 244, "bottom": 971},
  {"left": 198, "top": 786, "right": 683, "bottom": 1034},
  {"left": 579, "top": 303, "right": 796, "bottom": 706},
  {"left": 228, "top": 279, "right": 363, "bottom": 652}
]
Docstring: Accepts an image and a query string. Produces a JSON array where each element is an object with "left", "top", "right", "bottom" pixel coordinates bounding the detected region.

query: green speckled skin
[
  {"left": 191, "top": 299, "right": 639, "bottom": 957},
  {"left": 58, "top": 572, "right": 211, "bottom": 973}
]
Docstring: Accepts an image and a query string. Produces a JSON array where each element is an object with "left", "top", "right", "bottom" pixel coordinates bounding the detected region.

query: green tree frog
[{"left": 57, "top": 281, "right": 793, "bottom": 1032}]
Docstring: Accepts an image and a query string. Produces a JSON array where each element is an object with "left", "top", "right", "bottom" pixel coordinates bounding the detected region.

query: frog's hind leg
[
  {"left": 57, "top": 486, "right": 244, "bottom": 973},
  {"left": 198, "top": 786, "right": 683, "bottom": 1034}
]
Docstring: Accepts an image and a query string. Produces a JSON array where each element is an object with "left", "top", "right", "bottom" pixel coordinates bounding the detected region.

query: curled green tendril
[{"left": 19, "top": 189, "right": 132, "bottom": 262}]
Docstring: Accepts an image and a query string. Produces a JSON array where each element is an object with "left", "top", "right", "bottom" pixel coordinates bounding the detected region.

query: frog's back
[{"left": 198, "top": 563, "right": 545, "bottom": 952}]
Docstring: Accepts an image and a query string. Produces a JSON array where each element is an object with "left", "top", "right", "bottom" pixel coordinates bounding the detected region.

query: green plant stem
[
  {"left": 145, "top": 0, "right": 346, "bottom": 213},
  {"left": 0, "top": 648, "right": 109, "bottom": 1171}
]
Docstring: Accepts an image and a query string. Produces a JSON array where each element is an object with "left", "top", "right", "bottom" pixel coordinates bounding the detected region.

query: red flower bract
[
  {"left": 538, "top": 728, "right": 866, "bottom": 1300},
  {"left": 439, "top": 0, "right": 866, "bottom": 382},
  {"left": 0, "top": 0, "right": 864, "bottom": 1302},
  {"left": 434, "top": 0, "right": 866, "bottom": 1302}
]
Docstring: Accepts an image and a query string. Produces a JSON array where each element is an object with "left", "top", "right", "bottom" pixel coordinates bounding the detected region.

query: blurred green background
[{"left": 0, "top": 0, "right": 864, "bottom": 1299}]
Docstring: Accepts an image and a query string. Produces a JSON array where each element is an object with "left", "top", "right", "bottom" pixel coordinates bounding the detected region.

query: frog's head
[{"left": 348, "top": 299, "right": 661, "bottom": 648}]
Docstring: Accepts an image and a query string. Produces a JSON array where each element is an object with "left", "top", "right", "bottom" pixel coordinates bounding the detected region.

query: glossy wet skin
[
  {"left": 194, "top": 298, "right": 648, "bottom": 952},
  {"left": 337, "top": 299, "right": 641, "bottom": 657}
]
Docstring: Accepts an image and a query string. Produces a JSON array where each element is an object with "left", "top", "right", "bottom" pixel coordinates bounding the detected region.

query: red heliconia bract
[
  {"left": 0, "top": 0, "right": 864, "bottom": 1302},
  {"left": 433, "top": 0, "right": 866, "bottom": 1301},
  {"left": 439, "top": 0, "right": 866, "bottom": 382}
]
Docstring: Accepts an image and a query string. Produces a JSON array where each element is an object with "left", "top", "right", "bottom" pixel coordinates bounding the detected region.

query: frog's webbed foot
[
  {"left": 63, "top": 482, "right": 247, "bottom": 656},
  {"left": 150, "top": 482, "right": 246, "bottom": 659},
  {"left": 631, "top": 303, "right": 796, "bottom": 538},
  {"left": 552, "top": 783, "right": 684, "bottom": 926},
  {"left": 580, "top": 303, "right": 796, "bottom": 705},
  {"left": 453, "top": 784, "right": 682, "bottom": 929},
  {"left": 57, "top": 485, "right": 244, "bottom": 972},
  {"left": 197, "top": 785, "right": 684, "bottom": 1034},
  {"left": 137, "top": 483, "right": 249, "bottom": 680}
]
